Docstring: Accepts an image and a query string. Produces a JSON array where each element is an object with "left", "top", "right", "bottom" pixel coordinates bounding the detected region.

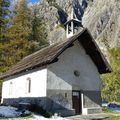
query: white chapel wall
[
  {"left": 2, "top": 68, "right": 47, "bottom": 99},
  {"left": 47, "top": 41, "right": 101, "bottom": 91}
]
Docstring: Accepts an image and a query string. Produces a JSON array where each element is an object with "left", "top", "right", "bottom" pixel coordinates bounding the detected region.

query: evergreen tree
[
  {"left": 0, "top": 0, "right": 10, "bottom": 73},
  {"left": 7, "top": 0, "right": 37, "bottom": 65},
  {"left": 0, "top": 0, "right": 37, "bottom": 73},
  {"left": 31, "top": 7, "right": 48, "bottom": 48},
  {"left": 0, "top": 0, "right": 10, "bottom": 41}
]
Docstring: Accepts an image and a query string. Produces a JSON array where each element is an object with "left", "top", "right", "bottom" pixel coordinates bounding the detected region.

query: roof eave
[{"left": 79, "top": 28, "right": 112, "bottom": 74}]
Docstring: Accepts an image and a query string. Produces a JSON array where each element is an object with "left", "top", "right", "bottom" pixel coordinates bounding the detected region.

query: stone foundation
[
  {"left": 2, "top": 96, "right": 75, "bottom": 117},
  {"left": 83, "top": 91, "right": 102, "bottom": 108},
  {"left": 2, "top": 97, "right": 47, "bottom": 110},
  {"left": 82, "top": 90, "right": 102, "bottom": 115},
  {"left": 2, "top": 90, "right": 102, "bottom": 116}
]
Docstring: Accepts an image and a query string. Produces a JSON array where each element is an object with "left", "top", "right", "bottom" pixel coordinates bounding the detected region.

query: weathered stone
[
  {"left": 34, "top": 0, "right": 120, "bottom": 49},
  {"left": 34, "top": 0, "right": 89, "bottom": 44},
  {"left": 82, "top": 0, "right": 120, "bottom": 48}
]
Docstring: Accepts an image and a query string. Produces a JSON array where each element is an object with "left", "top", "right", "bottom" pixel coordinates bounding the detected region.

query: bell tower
[{"left": 65, "top": 8, "right": 83, "bottom": 38}]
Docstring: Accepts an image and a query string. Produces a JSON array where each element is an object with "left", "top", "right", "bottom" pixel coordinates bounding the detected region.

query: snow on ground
[
  {"left": 0, "top": 106, "right": 68, "bottom": 120},
  {"left": 0, "top": 106, "right": 21, "bottom": 118},
  {"left": 33, "top": 115, "right": 68, "bottom": 120}
]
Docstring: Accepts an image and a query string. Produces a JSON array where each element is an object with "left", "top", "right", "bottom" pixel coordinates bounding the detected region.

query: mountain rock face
[
  {"left": 35, "top": 0, "right": 89, "bottom": 44},
  {"left": 34, "top": 1, "right": 65, "bottom": 44},
  {"left": 36, "top": 0, "right": 120, "bottom": 49},
  {"left": 82, "top": 0, "right": 120, "bottom": 49}
]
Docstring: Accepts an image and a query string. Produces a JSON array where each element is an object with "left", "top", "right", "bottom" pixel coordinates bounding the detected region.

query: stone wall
[
  {"left": 83, "top": 91, "right": 102, "bottom": 108},
  {"left": 2, "top": 97, "right": 47, "bottom": 110},
  {"left": 47, "top": 90, "right": 72, "bottom": 110},
  {"left": 2, "top": 96, "right": 75, "bottom": 117}
]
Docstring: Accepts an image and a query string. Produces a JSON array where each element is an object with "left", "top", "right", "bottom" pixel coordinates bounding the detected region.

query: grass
[
  {"left": 102, "top": 116, "right": 120, "bottom": 120},
  {"left": 102, "top": 107, "right": 120, "bottom": 114},
  {"left": 101, "top": 107, "right": 120, "bottom": 120}
]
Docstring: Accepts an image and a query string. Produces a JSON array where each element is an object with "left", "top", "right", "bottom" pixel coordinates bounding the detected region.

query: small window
[
  {"left": 65, "top": 93, "right": 67, "bottom": 98},
  {"left": 26, "top": 77, "right": 31, "bottom": 93},
  {"left": 68, "top": 22, "right": 72, "bottom": 34},
  {"left": 72, "top": 91, "right": 79, "bottom": 97},
  {"left": 74, "top": 70, "right": 80, "bottom": 77},
  {"left": 9, "top": 82, "right": 13, "bottom": 95}
]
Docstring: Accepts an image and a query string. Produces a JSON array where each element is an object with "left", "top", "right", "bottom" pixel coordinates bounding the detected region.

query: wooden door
[{"left": 72, "top": 91, "right": 81, "bottom": 114}]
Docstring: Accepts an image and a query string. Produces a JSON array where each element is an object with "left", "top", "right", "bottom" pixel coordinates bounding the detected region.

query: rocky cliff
[
  {"left": 83, "top": 0, "right": 120, "bottom": 49},
  {"left": 36, "top": 0, "right": 120, "bottom": 49}
]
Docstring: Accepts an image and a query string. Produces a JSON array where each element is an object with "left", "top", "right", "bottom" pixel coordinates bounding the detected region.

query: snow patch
[
  {"left": 0, "top": 106, "right": 69, "bottom": 120},
  {"left": 0, "top": 106, "right": 21, "bottom": 118},
  {"left": 33, "top": 115, "right": 68, "bottom": 120}
]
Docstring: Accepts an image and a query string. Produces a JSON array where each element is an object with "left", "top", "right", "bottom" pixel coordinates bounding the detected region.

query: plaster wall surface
[
  {"left": 2, "top": 68, "right": 47, "bottom": 99},
  {"left": 47, "top": 41, "right": 101, "bottom": 91},
  {"left": 47, "top": 41, "right": 102, "bottom": 114}
]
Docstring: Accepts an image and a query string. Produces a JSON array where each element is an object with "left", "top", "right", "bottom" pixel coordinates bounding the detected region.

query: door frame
[{"left": 72, "top": 90, "right": 82, "bottom": 114}]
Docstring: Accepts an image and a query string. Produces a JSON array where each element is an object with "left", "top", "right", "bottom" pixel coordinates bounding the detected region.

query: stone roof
[{"left": 0, "top": 28, "right": 112, "bottom": 79}]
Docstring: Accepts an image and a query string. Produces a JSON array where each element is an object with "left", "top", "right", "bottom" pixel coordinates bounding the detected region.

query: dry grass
[{"left": 102, "top": 116, "right": 120, "bottom": 120}]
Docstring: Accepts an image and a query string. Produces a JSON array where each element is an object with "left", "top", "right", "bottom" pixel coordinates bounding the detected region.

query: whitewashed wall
[
  {"left": 47, "top": 41, "right": 101, "bottom": 91},
  {"left": 2, "top": 68, "right": 47, "bottom": 99},
  {"left": 47, "top": 41, "right": 102, "bottom": 115}
]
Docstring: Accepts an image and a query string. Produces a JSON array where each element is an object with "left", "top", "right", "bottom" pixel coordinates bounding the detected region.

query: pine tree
[
  {"left": 0, "top": 0, "right": 37, "bottom": 73},
  {"left": 0, "top": 0, "right": 10, "bottom": 73},
  {"left": 31, "top": 7, "right": 48, "bottom": 48},
  {"left": 0, "top": 0, "right": 10, "bottom": 42},
  {"left": 8, "top": 0, "right": 37, "bottom": 64},
  {"left": 0, "top": 0, "right": 49, "bottom": 73}
]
